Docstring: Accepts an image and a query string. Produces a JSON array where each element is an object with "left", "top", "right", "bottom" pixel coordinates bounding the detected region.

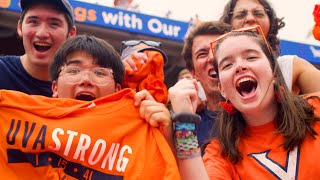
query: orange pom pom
[{"left": 313, "top": 24, "right": 320, "bottom": 41}]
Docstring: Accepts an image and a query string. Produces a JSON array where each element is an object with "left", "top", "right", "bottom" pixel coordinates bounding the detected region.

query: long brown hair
[
  {"left": 212, "top": 32, "right": 319, "bottom": 163},
  {"left": 219, "top": 0, "right": 285, "bottom": 57}
]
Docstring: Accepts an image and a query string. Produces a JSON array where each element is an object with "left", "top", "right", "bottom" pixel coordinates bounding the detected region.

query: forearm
[
  {"left": 173, "top": 113, "right": 209, "bottom": 179},
  {"left": 179, "top": 157, "right": 209, "bottom": 180},
  {"left": 160, "top": 122, "right": 176, "bottom": 156}
]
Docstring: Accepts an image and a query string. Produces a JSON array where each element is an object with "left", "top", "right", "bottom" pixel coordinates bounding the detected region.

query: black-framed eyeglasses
[{"left": 120, "top": 40, "right": 161, "bottom": 55}]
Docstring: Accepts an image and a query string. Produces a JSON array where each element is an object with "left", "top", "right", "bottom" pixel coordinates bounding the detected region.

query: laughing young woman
[
  {"left": 168, "top": 26, "right": 320, "bottom": 179},
  {"left": 220, "top": 0, "right": 320, "bottom": 94}
]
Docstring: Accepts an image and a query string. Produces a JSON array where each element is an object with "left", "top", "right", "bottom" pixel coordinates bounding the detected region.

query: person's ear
[
  {"left": 218, "top": 82, "right": 227, "bottom": 99},
  {"left": 52, "top": 80, "right": 59, "bottom": 98},
  {"left": 68, "top": 26, "right": 77, "bottom": 38},
  {"left": 190, "top": 68, "right": 198, "bottom": 79},
  {"left": 17, "top": 20, "right": 22, "bottom": 38},
  {"left": 115, "top": 83, "right": 121, "bottom": 92}
]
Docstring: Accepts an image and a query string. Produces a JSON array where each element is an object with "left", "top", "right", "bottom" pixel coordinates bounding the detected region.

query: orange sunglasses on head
[{"left": 210, "top": 25, "right": 272, "bottom": 56}]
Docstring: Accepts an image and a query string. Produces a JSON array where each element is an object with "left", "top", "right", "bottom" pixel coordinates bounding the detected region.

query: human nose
[
  {"left": 79, "top": 71, "right": 94, "bottom": 86},
  {"left": 235, "top": 65, "right": 248, "bottom": 74},
  {"left": 244, "top": 12, "right": 257, "bottom": 25},
  {"left": 35, "top": 24, "right": 50, "bottom": 39}
]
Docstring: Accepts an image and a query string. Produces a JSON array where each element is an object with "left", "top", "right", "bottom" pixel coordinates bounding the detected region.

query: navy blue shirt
[
  {"left": 0, "top": 56, "right": 52, "bottom": 97},
  {"left": 196, "top": 107, "right": 217, "bottom": 155}
]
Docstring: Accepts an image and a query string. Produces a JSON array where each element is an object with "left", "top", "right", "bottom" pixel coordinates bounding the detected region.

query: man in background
[{"left": 0, "top": 0, "right": 76, "bottom": 96}]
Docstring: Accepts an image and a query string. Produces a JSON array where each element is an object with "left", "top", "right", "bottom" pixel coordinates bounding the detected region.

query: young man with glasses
[
  {"left": 0, "top": 0, "right": 76, "bottom": 96},
  {"left": 1, "top": 35, "right": 179, "bottom": 179}
]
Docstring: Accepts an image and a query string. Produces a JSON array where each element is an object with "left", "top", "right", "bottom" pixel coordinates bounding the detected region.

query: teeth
[
  {"left": 208, "top": 69, "right": 217, "bottom": 77},
  {"left": 34, "top": 42, "right": 50, "bottom": 46},
  {"left": 237, "top": 77, "right": 255, "bottom": 86},
  {"left": 79, "top": 93, "right": 95, "bottom": 97}
]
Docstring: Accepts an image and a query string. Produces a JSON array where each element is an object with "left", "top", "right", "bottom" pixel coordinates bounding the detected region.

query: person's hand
[
  {"left": 122, "top": 52, "right": 148, "bottom": 71},
  {"left": 168, "top": 78, "right": 199, "bottom": 114},
  {"left": 134, "top": 89, "right": 171, "bottom": 127}
]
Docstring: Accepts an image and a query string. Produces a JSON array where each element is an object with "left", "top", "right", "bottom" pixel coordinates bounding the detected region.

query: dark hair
[
  {"left": 219, "top": 0, "right": 285, "bottom": 57},
  {"left": 50, "top": 35, "right": 124, "bottom": 85},
  {"left": 212, "top": 32, "right": 319, "bottom": 163},
  {"left": 181, "top": 21, "right": 232, "bottom": 70},
  {"left": 19, "top": 1, "right": 73, "bottom": 33}
]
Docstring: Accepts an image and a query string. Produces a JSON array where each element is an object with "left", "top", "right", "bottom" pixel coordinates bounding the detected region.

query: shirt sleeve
[{"left": 203, "top": 140, "right": 240, "bottom": 180}]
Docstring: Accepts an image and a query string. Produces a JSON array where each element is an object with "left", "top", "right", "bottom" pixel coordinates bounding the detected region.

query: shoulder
[
  {"left": 289, "top": 55, "right": 317, "bottom": 71},
  {"left": 0, "top": 55, "right": 20, "bottom": 61},
  {"left": 277, "top": 55, "right": 295, "bottom": 68},
  {"left": 0, "top": 56, "right": 21, "bottom": 67},
  {"left": 203, "top": 139, "right": 222, "bottom": 158},
  {"left": 203, "top": 140, "right": 238, "bottom": 179}
]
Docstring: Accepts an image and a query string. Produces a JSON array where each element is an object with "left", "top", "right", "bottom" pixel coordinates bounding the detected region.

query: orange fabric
[
  {"left": 203, "top": 106, "right": 320, "bottom": 179},
  {"left": 313, "top": 5, "right": 320, "bottom": 40},
  {"left": 0, "top": 89, "right": 180, "bottom": 180},
  {"left": 122, "top": 50, "right": 168, "bottom": 104}
]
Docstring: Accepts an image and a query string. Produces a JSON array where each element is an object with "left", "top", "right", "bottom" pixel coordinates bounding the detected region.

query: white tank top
[{"left": 277, "top": 55, "right": 295, "bottom": 92}]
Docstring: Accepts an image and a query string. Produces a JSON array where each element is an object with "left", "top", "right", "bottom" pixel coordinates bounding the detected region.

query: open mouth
[
  {"left": 209, "top": 69, "right": 218, "bottom": 78},
  {"left": 34, "top": 42, "right": 51, "bottom": 52},
  {"left": 76, "top": 94, "right": 96, "bottom": 101},
  {"left": 236, "top": 77, "right": 257, "bottom": 97}
]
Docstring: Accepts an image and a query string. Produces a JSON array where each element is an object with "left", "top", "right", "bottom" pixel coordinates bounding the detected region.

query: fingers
[
  {"left": 134, "top": 89, "right": 155, "bottom": 106},
  {"left": 133, "top": 52, "right": 148, "bottom": 64},
  {"left": 168, "top": 78, "right": 199, "bottom": 113},
  {"left": 122, "top": 52, "right": 148, "bottom": 71},
  {"left": 139, "top": 100, "right": 171, "bottom": 127}
]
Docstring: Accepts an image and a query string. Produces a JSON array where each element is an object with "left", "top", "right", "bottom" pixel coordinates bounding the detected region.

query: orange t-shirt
[
  {"left": 0, "top": 89, "right": 180, "bottom": 180},
  {"left": 203, "top": 100, "right": 320, "bottom": 179}
]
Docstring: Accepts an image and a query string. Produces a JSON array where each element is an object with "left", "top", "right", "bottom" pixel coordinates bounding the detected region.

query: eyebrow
[
  {"left": 233, "top": 8, "right": 265, "bottom": 13},
  {"left": 66, "top": 60, "right": 82, "bottom": 66},
  {"left": 26, "top": 16, "right": 64, "bottom": 23}
]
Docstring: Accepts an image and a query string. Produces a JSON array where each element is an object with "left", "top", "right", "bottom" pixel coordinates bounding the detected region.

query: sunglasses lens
[
  {"left": 144, "top": 41, "right": 161, "bottom": 47},
  {"left": 123, "top": 40, "right": 140, "bottom": 46}
]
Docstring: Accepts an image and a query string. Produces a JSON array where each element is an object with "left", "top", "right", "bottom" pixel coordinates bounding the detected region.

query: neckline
[{"left": 245, "top": 120, "right": 275, "bottom": 134}]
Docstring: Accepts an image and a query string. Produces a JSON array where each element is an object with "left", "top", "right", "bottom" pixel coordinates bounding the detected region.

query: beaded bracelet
[{"left": 173, "top": 112, "right": 201, "bottom": 159}]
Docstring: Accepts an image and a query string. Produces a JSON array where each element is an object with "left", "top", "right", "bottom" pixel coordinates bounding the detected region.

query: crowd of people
[{"left": 1, "top": 0, "right": 320, "bottom": 179}]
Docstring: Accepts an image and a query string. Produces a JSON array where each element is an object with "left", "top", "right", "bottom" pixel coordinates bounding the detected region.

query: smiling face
[
  {"left": 230, "top": 0, "right": 270, "bottom": 37},
  {"left": 191, "top": 34, "right": 221, "bottom": 97},
  {"left": 17, "top": 3, "right": 76, "bottom": 67},
  {"left": 52, "top": 51, "right": 121, "bottom": 101},
  {"left": 216, "top": 34, "right": 276, "bottom": 122}
]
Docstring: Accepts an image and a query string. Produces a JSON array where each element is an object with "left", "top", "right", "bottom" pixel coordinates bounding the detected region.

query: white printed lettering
[
  {"left": 48, "top": 128, "right": 64, "bottom": 151},
  {"left": 88, "top": 139, "right": 106, "bottom": 165},
  {"left": 116, "top": 145, "right": 132, "bottom": 172},
  {"left": 73, "top": 134, "right": 91, "bottom": 161},
  {"left": 64, "top": 130, "right": 78, "bottom": 156}
]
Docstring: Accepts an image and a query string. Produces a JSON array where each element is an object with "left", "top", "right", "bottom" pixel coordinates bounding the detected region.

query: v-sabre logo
[{"left": 248, "top": 146, "right": 300, "bottom": 180}]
